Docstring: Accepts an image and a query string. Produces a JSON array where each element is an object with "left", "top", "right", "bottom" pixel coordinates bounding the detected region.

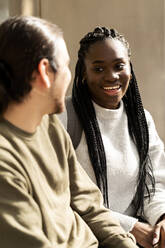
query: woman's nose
[{"left": 104, "top": 70, "right": 119, "bottom": 82}]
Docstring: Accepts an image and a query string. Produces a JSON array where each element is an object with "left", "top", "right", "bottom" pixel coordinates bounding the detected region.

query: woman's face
[{"left": 84, "top": 38, "right": 131, "bottom": 109}]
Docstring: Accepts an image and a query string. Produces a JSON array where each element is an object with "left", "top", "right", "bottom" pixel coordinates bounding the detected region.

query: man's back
[
  {"left": 0, "top": 115, "right": 137, "bottom": 247},
  {"left": 0, "top": 115, "right": 98, "bottom": 247}
]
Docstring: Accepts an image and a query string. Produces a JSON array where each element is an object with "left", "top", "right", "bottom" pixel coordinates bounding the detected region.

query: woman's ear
[{"left": 38, "top": 58, "right": 51, "bottom": 89}]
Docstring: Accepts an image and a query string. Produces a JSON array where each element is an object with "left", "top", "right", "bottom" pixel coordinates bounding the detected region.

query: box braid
[{"left": 72, "top": 27, "right": 155, "bottom": 213}]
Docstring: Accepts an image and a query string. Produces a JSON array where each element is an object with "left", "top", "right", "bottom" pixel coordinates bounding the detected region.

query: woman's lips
[{"left": 102, "top": 85, "right": 121, "bottom": 95}]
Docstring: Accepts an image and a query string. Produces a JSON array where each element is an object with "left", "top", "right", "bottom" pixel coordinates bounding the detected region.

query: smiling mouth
[{"left": 102, "top": 85, "right": 121, "bottom": 90}]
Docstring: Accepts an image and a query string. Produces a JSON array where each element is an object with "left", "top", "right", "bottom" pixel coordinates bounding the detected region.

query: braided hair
[{"left": 72, "top": 27, "right": 155, "bottom": 213}]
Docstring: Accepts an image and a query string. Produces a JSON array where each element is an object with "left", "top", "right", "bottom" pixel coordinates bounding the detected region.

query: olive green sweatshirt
[{"left": 0, "top": 114, "right": 137, "bottom": 248}]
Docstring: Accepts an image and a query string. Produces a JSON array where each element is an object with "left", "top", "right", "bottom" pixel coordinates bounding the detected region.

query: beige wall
[
  {"left": 40, "top": 0, "right": 165, "bottom": 142},
  {"left": 9, "top": 0, "right": 41, "bottom": 16},
  {"left": 0, "top": 0, "right": 9, "bottom": 22},
  {"left": 2, "top": 0, "right": 165, "bottom": 142}
]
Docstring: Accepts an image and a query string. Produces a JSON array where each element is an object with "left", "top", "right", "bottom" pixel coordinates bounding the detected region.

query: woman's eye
[
  {"left": 115, "top": 64, "right": 125, "bottom": 70},
  {"left": 94, "top": 67, "right": 104, "bottom": 72}
]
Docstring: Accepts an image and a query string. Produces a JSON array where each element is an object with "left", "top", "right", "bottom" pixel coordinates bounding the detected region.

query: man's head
[{"left": 0, "top": 16, "right": 71, "bottom": 114}]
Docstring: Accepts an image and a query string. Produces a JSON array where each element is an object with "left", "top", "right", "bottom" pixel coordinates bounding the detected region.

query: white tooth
[{"left": 103, "top": 86, "right": 119, "bottom": 90}]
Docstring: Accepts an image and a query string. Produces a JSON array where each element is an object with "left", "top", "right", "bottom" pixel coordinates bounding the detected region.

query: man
[{"left": 0, "top": 16, "right": 137, "bottom": 248}]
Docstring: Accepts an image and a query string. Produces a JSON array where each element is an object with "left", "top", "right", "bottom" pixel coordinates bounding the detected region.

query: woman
[{"left": 58, "top": 27, "right": 165, "bottom": 247}]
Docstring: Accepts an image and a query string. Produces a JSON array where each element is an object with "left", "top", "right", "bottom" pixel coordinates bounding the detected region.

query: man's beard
[{"left": 51, "top": 99, "right": 65, "bottom": 115}]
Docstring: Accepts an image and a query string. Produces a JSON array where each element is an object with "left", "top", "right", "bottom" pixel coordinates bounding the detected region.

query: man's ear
[{"left": 38, "top": 58, "right": 51, "bottom": 89}]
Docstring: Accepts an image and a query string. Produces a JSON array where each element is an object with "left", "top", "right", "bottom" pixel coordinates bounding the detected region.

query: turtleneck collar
[{"left": 92, "top": 100, "right": 124, "bottom": 120}]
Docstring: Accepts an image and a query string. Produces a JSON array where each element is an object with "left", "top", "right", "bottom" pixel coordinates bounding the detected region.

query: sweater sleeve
[
  {"left": 143, "top": 110, "right": 165, "bottom": 226},
  {"left": 68, "top": 141, "right": 138, "bottom": 248},
  {"left": 0, "top": 165, "right": 53, "bottom": 248},
  {"left": 111, "top": 211, "right": 138, "bottom": 232}
]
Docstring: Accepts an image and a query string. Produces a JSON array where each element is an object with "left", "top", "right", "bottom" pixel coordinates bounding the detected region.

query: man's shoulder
[
  {"left": 45, "top": 113, "right": 71, "bottom": 146},
  {"left": 0, "top": 122, "right": 15, "bottom": 150}
]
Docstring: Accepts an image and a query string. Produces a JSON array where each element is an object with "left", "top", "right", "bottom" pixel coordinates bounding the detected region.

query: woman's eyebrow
[
  {"left": 113, "top": 58, "right": 126, "bottom": 62},
  {"left": 92, "top": 58, "right": 126, "bottom": 64},
  {"left": 92, "top": 60, "right": 104, "bottom": 64}
]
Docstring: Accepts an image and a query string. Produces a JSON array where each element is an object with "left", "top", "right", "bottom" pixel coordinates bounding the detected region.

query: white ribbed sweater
[{"left": 58, "top": 100, "right": 165, "bottom": 232}]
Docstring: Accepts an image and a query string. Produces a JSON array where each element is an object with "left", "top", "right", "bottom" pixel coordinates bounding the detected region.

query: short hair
[
  {"left": 0, "top": 16, "right": 62, "bottom": 113},
  {"left": 72, "top": 27, "right": 155, "bottom": 213}
]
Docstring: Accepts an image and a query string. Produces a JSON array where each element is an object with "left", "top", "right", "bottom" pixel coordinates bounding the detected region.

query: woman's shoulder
[
  {"left": 57, "top": 96, "right": 83, "bottom": 149},
  {"left": 144, "top": 108, "right": 163, "bottom": 146},
  {"left": 144, "top": 109, "right": 155, "bottom": 128}
]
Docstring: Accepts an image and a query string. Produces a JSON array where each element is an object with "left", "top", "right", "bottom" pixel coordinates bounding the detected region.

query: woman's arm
[
  {"left": 143, "top": 110, "right": 165, "bottom": 225},
  {"left": 141, "top": 110, "right": 165, "bottom": 247}
]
